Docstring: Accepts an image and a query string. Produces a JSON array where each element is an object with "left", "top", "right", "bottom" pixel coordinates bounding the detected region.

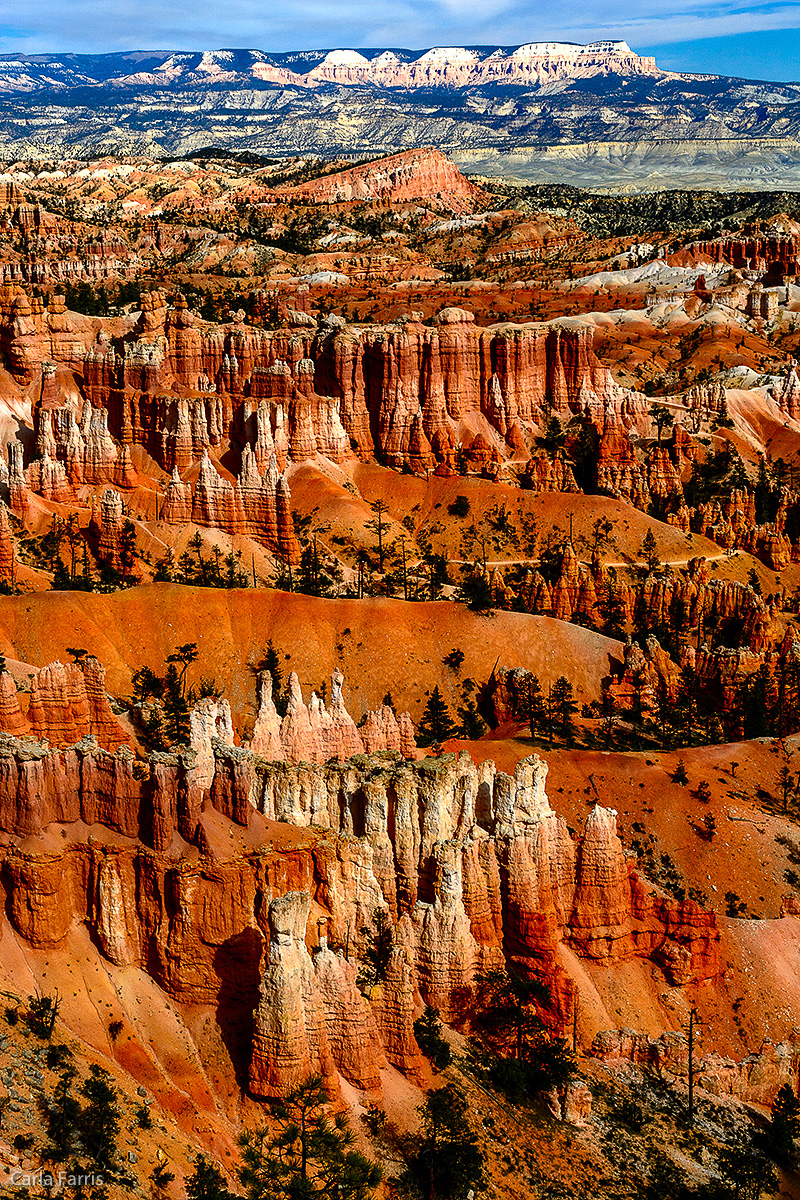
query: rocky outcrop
[
  {"left": 277, "top": 147, "right": 488, "bottom": 213},
  {"left": 0, "top": 292, "right": 644, "bottom": 481},
  {"left": 0, "top": 670, "right": 29, "bottom": 737},
  {"left": 249, "top": 892, "right": 339, "bottom": 1096},
  {"left": 0, "top": 500, "right": 15, "bottom": 586},
  {"left": 249, "top": 892, "right": 386, "bottom": 1097},
  {"left": 250, "top": 669, "right": 417, "bottom": 764},
  {"left": 590, "top": 1028, "right": 800, "bottom": 1106},
  {"left": 190, "top": 696, "right": 235, "bottom": 788},
  {"left": 25, "top": 657, "right": 129, "bottom": 751},
  {"left": 95, "top": 487, "right": 124, "bottom": 570},
  {"left": 0, "top": 736, "right": 721, "bottom": 1097},
  {"left": 177, "top": 450, "right": 301, "bottom": 563}
]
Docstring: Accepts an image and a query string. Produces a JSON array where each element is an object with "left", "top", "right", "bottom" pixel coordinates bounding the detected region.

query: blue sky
[{"left": 0, "top": 0, "right": 798, "bottom": 83}]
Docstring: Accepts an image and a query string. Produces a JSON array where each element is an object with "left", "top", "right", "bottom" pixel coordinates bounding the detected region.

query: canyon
[{"left": 0, "top": 140, "right": 798, "bottom": 1198}]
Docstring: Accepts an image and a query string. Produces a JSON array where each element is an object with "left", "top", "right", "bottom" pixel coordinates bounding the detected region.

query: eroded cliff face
[
  {"left": 0, "top": 733, "right": 721, "bottom": 1100},
  {"left": 3, "top": 290, "right": 640, "bottom": 477}
]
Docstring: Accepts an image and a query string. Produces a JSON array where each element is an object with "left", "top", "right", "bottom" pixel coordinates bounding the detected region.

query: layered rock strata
[
  {"left": 250, "top": 669, "right": 416, "bottom": 764},
  {"left": 0, "top": 738, "right": 720, "bottom": 1099},
  {"left": 4, "top": 292, "right": 646, "bottom": 483}
]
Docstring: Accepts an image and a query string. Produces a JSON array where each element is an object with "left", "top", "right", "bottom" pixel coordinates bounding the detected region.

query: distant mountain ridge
[
  {"left": 0, "top": 41, "right": 798, "bottom": 189},
  {"left": 0, "top": 42, "right": 659, "bottom": 92}
]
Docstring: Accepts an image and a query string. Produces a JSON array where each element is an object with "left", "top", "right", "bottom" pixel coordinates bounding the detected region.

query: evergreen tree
[
  {"left": 79, "top": 1065, "right": 120, "bottom": 1174},
  {"left": 42, "top": 1067, "right": 81, "bottom": 1160},
  {"left": 472, "top": 968, "right": 575, "bottom": 1103},
  {"left": 298, "top": 541, "right": 324, "bottom": 596},
  {"left": 27, "top": 991, "right": 60, "bottom": 1039},
  {"left": 166, "top": 642, "right": 199, "bottom": 697},
  {"left": 456, "top": 697, "right": 487, "bottom": 740},
  {"left": 118, "top": 520, "right": 137, "bottom": 584},
  {"left": 458, "top": 569, "right": 493, "bottom": 611},
  {"left": 131, "top": 665, "right": 164, "bottom": 704},
  {"left": 769, "top": 1084, "right": 800, "bottom": 1163},
  {"left": 541, "top": 416, "right": 566, "bottom": 456},
  {"left": 717, "top": 1144, "right": 776, "bottom": 1200},
  {"left": 641, "top": 528, "right": 660, "bottom": 574},
  {"left": 188, "top": 532, "right": 209, "bottom": 585},
  {"left": 417, "top": 687, "right": 458, "bottom": 747},
  {"left": 254, "top": 641, "right": 289, "bottom": 718},
  {"left": 738, "top": 665, "right": 773, "bottom": 739},
  {"left": 162, "top": 662, "right": 190, "bottom": 746},
  {"left": 598, "top": 572, "right": 628, "bottom": 640},
  {"left": 527, "top": 675, "right": 546, "bottom": 741},
  {"left": 474, "top": 968, "right": 549, "bottom": 1061},
  {"left": 650, "top": 403, "right": 674, "bottom": 444},
  {"left": 358, "top": 909, "right": 393, "bottom": 988},
  {"left": 51, "top": 555, "right": 70, "bottom": 590},
  {"left": 413, "top": 1007, "right": 452, "bottom": 1072},
  {"left": 238, "top": 1074, "right": 382, "bottom": 1200},
  {"left": 672, "top": 757, "right": 689, "bottom": 785},
  {"left": 404, "top": 1085, "right": 483, "bottom": 1200},
  {"left": 548, "top": 677, "right": 578, "bottom": 743},
  {"left": 186, "top": 1156, "right": 239, "bottom": 1200},
  {"left": 365, "top": 500, "right": 389, "bottom": 572}
]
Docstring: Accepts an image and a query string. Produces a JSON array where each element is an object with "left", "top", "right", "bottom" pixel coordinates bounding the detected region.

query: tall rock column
[{"left": 250, "top": 892, "right": 338, "bottom": 1097}]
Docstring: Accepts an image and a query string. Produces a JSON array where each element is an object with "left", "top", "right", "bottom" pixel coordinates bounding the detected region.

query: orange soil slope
[{"left": 0, "top": 584, "right": 621, "bottom": 728}]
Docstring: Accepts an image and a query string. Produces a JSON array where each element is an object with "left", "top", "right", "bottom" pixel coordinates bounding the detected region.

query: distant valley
[{"left": 0, "top": 41, "right": 799, "bottom": 187}]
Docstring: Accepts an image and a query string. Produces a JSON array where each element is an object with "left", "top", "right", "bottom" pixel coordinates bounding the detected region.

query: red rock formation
[
  {"left": 253, "top": 669, "right": 417, "bottom": 765},
  {"left": 189, "top": 696, "right": 235, "bottom": 788},
  {"left": 7, "top": 442, "right": 30, "bottom": 518},
  {"left": 2, "top": 290, "right": 647, "bottom": 484},
  {"left": 97, "top": 487, "right": 124, "bottom": 570},
  {"left": 160, "top": 467, "right": 192, "bottom": 523},
  {"left": 0, "top": 669, "right": 29, "bottom": 737},
  {"left": 0, "top": 501, "right": 15, "bottom": 586},
  {"left": 276, "top": 147, "right": 489, "bottom": 213},
  {"left": 771, "top": 363, "right": 800, "bottom": 420},
  {"left": 27, "top": 657, "right": 129, "bottom": 751},
  {"left": 0, "top": 735, "right": 723, "bottom": 1095},
  {"left": 250, "top": 891, "right": 339, "bottom": 1097}
]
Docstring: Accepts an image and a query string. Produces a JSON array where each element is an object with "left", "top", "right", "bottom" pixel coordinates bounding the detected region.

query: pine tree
[
  {"left": 358, "top": 909, "right": 393, "bottom": 988},
  {"left": 650, "top": 403, "right": 674, "bottom": 444},
  {"left": 162, "top": 662, "right": 190, "bottom": 746},
  {"left": 118, "top": 520, "right": 137, "bottom": 584},
  {"left": 51, "top": 555, "right": 70, "bottom": 590},
  {"left": 541, "top": 415, "right": 565, "bottom": 456},
  {"left": 43, "top": 1067, "right": 81, "bottom": 1161},
  {"left": 770, "top": 1084, "right": 800, "bottom": 1163},
  {"left": 527, "top": 675, "right": 546, "bottom": 740},
  {"left": 717, "top": 1144, "right": 776, "bottom": 1200},
  {"left": 258, "top": 641, "right": 288, "bottom": 717},
  {"left": 365, "top": 500, "right": 389, "bottom": 572},
  {"left": 417, "top": 686, "right": 458, "bottom": 747},
  {"left": 413, "top": 1007, "right": 452, "bottom": 1071},
  {"left": 166, "top": 642, "right": 199, "bottom": 697},
  {"left": 79, "top": 1065, "right": 120, "bottom": 1174},
  {"left": 641, "top": 528, "right": 660, "bottom": 573},
  {"left": 238, "top": 1074, "right": 382, "bottom": 1200},
  {"left": 672, "top": 757, "right": 688, "bottom": 785},
  {"left": 404, "top": 1085, "right": 483, "bottom": 1200},
  {"left": 456, "top": 697, "right": 487, "bottom": 740},
  {"left": 549, "top": 677, "right": 578, "bottom": 743},
  {"left": 474, "top": 968, "right": 549, "bottom": 1061},
  {"left": 185, "top": 1156, "right": 238, "bottom": 1200}
]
